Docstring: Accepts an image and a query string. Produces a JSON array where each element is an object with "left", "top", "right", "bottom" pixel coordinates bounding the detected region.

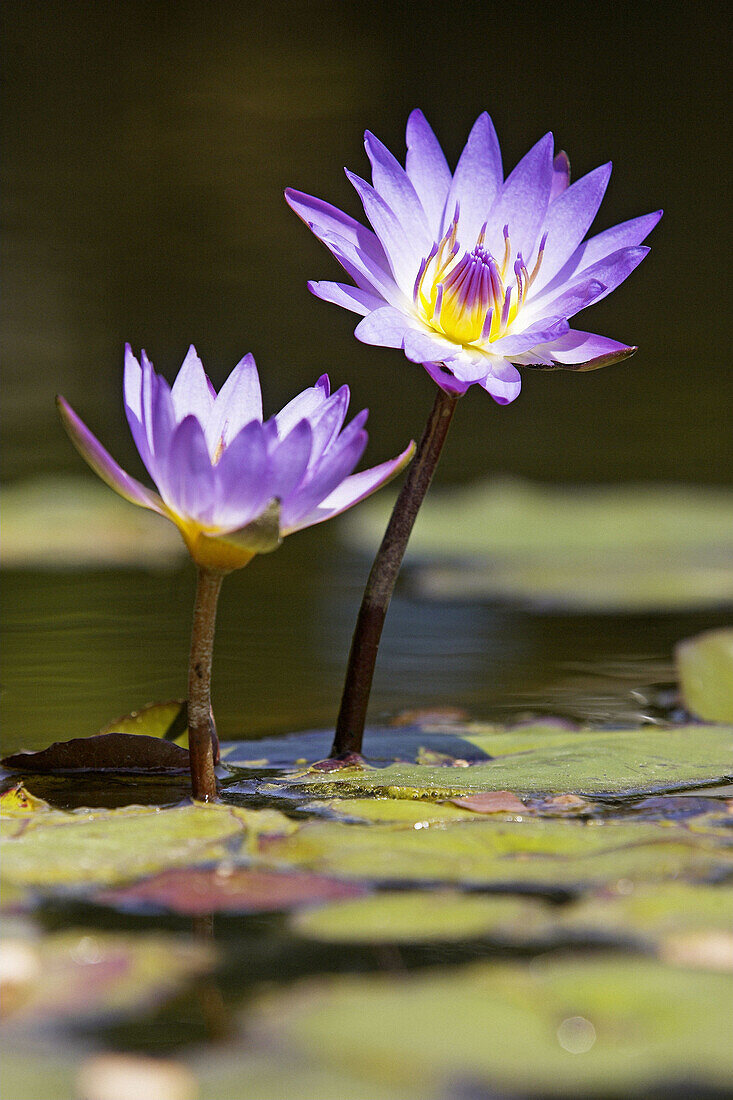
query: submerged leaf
[{"left": 675, "top": 628, "right": 733, "bottom": 723}]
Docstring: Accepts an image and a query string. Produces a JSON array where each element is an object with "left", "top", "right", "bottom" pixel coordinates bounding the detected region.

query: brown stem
[
  {"left": 331, "top": 386, "right": 458, "bottom": 756},
  {"left": 187, "top": 566, "right": 224, "bottom": 801}
]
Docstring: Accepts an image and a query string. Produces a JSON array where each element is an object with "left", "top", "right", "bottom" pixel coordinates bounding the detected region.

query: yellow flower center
[{"left": 414, "top": 211, "right": 546, "bottom": 347}]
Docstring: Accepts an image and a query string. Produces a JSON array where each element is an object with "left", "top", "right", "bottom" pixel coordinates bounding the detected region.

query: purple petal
[
  {"left": 421, "top": 361, "right": 475, "bottom": 395},
  {"left": 534, "top": 163, "right": 612, "bottom": 288},
  {"left": 205, "top": 353, "right": 262, "bottom": 457},
  {"left": 123, "top": 345, "right": 154, "bottom": 474},
  {"left": 405, "top": 109, "right": 452, "bottom": 235},
  {"left": 272, "top": 378, "right": 332, "bottom": 439},
  {"left": 212, "top": 419, "right": 272, "bottom": 531},
  {"left": 282, "top": 414, "right": 369, "bottom": 528},
  {"left": 493, "top": 317, "right": 570, "bottom": 357},
  {"left": 486, "top": 132, "right": 554, "bottom": 261},
  {"left": 364, "top": 130, "right": 431, "bottom": 248},
  {"left": 537, "top": 210, "right": 662, "bottom": 302},
  {"left": 533, "top": 328, "right": 638, "bottom": 370},
  {"left": 160, "top": 415, "right": 215, "bottom": 523},
  {"left": 354, "top": 307, "right": 414, "bottom": 348},
  {"left": 170, "top": 345, "right": 215, "bottom": 424},
  {"left": 285, "top": 188, "right": 389, "bottom": 272},
  {"left": 402, "top": 328, "right": 459, "bottom": 365},
  {"left": 346, "top": 170, "right": 422, "bottom": 289},
  {"left": 550, "top": 151, "right": 571, "bottom": 200},
  {"left": 533, "top": 247, "right": 649, "bottom": 316},
  {"left": 57, "top": 396, "right": 165, "bottom": 514},
  {"left": 307, "top": 281, "right": 384, "bottom": 316},
  {"left": 316, "top": 226, "right": 406, "bottom": 308},
  {"left": 284, "top": 440, "right": 416, "bottom": 534},
  {"left": 145, "top": 371, "right": 177, "bottom": 497},
  {"left": 305, "top": 386, "right": 351, "bottom": 461},
  {"left": 523, "top": 276, "right": 607, "bottom": 325},
  {"left": 479, "top": 361, "right": 522, "bottom": 405},
  {"left": 442, "top": 112, "right": 503, "bottom": 246},
  {"left": 268, "top": 419, "right": 313, "bottom": 501}
]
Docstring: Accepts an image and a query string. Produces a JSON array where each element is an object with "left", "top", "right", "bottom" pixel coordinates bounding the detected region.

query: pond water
[
  {"left": 4, "top": 547, "right": 729, "bottom": 758},
  {"left": 3, "top": 4, "right": 732, "bottom": 1097}
]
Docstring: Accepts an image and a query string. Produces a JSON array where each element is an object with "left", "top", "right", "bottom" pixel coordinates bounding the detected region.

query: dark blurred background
[
  {"left": 3, "top": 0, "right": 730, "bottom": 485},
  {"left": 2, "top": 0, "right": 730, "bottom": 751}
]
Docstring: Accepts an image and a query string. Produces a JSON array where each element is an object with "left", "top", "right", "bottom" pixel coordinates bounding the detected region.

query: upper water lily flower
[
  {"left": 57, "top": 345, "right": 414, "bottom": 573},
  {"left": 286, "top": 110, "right": 662, "bottom": 403}
]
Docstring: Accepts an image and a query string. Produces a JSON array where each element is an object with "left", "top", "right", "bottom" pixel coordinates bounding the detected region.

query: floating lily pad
[
  {"left": 675, "top": 628, "right": 733, "bottom": 723},
  {"left": 301, "top": 797, "right": 480, "bottom": 825},
  {"left": 250, "top": 955, "right": 733, "bottom": 1096},
  {"left": 343, "top": 479, "right": 733, "bottom": 611},
  {"left": 562, "top": 881, "right": 733, "bottom": 941},
  {"left": 1, "top": 929, "right": 213, "bottom": 1029},
  {"left": 1, "top": 474, "right": 184, "bottom": 570},
  {"left": 0, "top": 802, "right": 294, "bottom": 894},
  {"left": 1, "top": 733, "right": 191, "bottom": 775},
  {"left": 291, "top": 890, "right": 554, "bottom": 944},
  {"left": 98, "top": 699, "right": 189, "bottom": 742},
  {"left": 95, "top": 867, "right": 366, "bottom": 916},
  {"left": 257, "top": 816, "right": 733, "bottom": 891},
  {"left": 257, "top": 724, "right": 733, "bottom": 799}
]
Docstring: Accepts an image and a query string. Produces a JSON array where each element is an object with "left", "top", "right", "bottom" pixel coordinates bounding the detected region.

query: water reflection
[{"left": 3, "top": 536, "right": 729, "bottom": 757}]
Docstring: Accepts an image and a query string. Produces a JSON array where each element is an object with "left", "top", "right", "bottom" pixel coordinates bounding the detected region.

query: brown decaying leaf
[
  {"left": 1, "top": 733, "right": 190, "bottom": 775},
  {"left": 448, "top": 790, "right": 529, "bottom": 814},
  {"left": 95, "top": 867, "right": 368, "bottom": 916}
]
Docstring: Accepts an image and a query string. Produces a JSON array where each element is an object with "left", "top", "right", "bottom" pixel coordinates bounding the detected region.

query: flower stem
[
  {"left": 331, "top": 386, "right": 459, "bottom": 757},
  {"left": 187, "top": 565, "right": 224, "bottom": 801}
]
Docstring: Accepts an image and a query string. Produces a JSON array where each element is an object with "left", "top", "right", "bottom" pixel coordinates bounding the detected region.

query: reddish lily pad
[{"left": 95, "top": 867, "right": 367, "bottom": 916}]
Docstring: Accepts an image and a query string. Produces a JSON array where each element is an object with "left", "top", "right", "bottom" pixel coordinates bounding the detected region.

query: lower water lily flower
[
  {"left": 286, "top": 110, "right": 662, "bottom": 759},
  {"left": 57, "top": 346, "right": 414, "bottom": 800},
  {"left": 286, "top": 109, "right": 661, "bottom": 402}
]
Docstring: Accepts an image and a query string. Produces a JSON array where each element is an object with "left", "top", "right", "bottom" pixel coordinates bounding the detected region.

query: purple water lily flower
[
  {"left": 286, "top": 110, "right": 662, "bottom": 403},
  {"left": 57, "top": 345, "right": 414, "bottom": 573}
]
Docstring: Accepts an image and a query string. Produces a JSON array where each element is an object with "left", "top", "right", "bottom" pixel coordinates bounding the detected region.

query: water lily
[
  {"left": 57, "top": 345, "right": 413, "bottom": 573},
  {"left": 58, "top": 345, "right": 413, "bottom": 799},
  {"left": 287, "top": 111, "right": 661, "bottom": 758},
  {"left": 286, "top": 109, "right": 661, "bottom": 402}
]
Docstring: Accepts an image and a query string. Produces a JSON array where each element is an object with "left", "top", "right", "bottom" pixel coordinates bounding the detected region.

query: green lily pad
[
  {"left": 302, "top": 797, "right": 480, "bottom": 824},
  {"left": 263, "top": 724, "right": 733, "bottom": 799},
  {"left": 562, "top": 881, "right": 733, "bottom": 941},
  {"left": 1, "top": 474, "right": 184, "bottom": 570},
  {"left": 0, "top": 801, "right": 295, "bottom": 893},
  {"left": 98, "top": 699, "right": 188, "bottom": 742},
  {"left": 675, "top": 628, "right": 733, "bottom": 723},
  {"left": 257, "top": 816, "right": 733, "bottom": 891},
  {"left": 250, "top": 955, "right": 733, "bottom": 1096},
  {"left": 343, "top": 478, "right": 733, "bottom": 610},
  {"left": 291, "top": 890, "right": 554, "bottom": 944}
]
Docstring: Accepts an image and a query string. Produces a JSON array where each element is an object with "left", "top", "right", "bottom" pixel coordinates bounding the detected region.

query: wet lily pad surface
[{"left": 3, "top": 713, "right": 732, "bottom": 1097}]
